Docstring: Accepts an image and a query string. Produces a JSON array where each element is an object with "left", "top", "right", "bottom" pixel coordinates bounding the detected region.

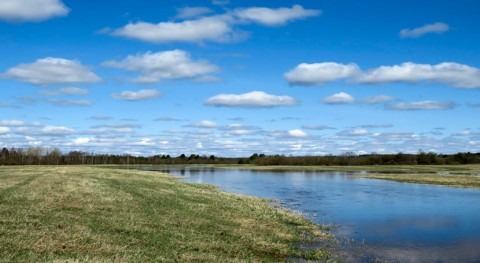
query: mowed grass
[{"left": 0, "top": 166, "right": 332, "bottom": 262}]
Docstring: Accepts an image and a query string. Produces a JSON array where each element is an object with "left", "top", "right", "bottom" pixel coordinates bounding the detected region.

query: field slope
[{"left": 0, "top": 166, "right": 331, "bottom": 262}]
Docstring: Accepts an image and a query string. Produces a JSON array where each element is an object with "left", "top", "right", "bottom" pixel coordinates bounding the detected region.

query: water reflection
[{"left": 141, "top": 167, "right": 480, "bottom": 262}]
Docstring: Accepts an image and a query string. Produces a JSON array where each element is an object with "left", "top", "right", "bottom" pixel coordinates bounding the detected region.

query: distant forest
[{"left": 1, "top": 147, "right": 480, "bottom": 166}]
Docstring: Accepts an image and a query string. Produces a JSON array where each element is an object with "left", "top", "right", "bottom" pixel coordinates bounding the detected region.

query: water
[{"left": 144, "top": 167, "right": 480, "bottom": 262}]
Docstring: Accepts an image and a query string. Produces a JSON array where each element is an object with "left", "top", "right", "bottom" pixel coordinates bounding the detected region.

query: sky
[{"left": 0, "top": 0, "right": 479, "bottom": 157}]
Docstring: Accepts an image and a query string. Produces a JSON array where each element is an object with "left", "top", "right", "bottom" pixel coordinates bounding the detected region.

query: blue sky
[{"left": 0, "top": 0, "right": 479, "bottom": 156}]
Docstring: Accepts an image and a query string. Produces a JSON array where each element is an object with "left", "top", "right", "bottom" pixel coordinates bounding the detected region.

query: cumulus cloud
[
  {"left": 323, "top": 92, "right": 355, "bottom": 105},
  {"left": 111, "top": 89, "right": 162, "bottom": 101},
  {"left": 338, "top": 129, "right": 369, "bottom": 136},
  {"left": 389, "top": 101, "right": 456, "bottom": 110},
  {"left": 286, "top": 61, "right": 480, "bottom": 88},
  {"left": 39, "top": 87, "right": 89, "bottom": 96},
  {"left": 187, "top": 120, "right": 218, "bottom": 128},
  {"left": 288, "top": 129, "right": 308, "bottom": 138},
  {"left": 112, "top": 5, "right": 319, "bottom": 44},
  {"left": 205, "top": 91, "right": 298, "bottom": 108},
  {"left": 358, "top": 62, "right": 480, "bottom": 88},
  {"left": 41, "top": 126, "right": 75, "bottom": 136},
  {"left": 113, "top": 16, "right": 237, "bottom": 44},
  {"left": 0, "top": 120, "right": 26, "bottom": 126},
  {"left": 0, "top": 0, "right": 69, "bottom": 22},
  {"left": 234, "top": 5, "right": 320, "bottom": 26},
  {"left": 400, "top": 22, "right": 449, "bottom": 38},
  {"left": 3, "top": 57, "right": 100, "bottom": 86},
  {"left": 176, "top": 7, "right": 213, "bottom": 19},
  {"left": 0, "top": 127, "right": 10, "bottom": 134},
  {"left": 284, "top": 62, "right": 360, "bottom": 85},
  {"left": 103, "top": 50, "right": 218, "bottom": 83},
  {"left": 362, "top": 95, "right": 395, "bottom": 104}
]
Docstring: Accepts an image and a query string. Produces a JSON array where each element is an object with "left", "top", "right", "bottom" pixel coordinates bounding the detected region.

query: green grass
[{"left": 0, "top": 166, "right": 333, "bottom": 262}]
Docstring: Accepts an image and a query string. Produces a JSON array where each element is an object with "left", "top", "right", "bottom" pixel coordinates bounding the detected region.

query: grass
[
  {"left": 361, "top": 173, "right": 480, "bottom": 189},
  {"left": 0, "top": 166, "right": 333, "bottom": 262}
]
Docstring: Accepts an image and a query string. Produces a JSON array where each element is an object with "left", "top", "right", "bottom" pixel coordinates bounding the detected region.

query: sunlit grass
[
  {"left": 361, "top": 173, "right": 480, "bottom": 189},
  {"left": 0, "top": 166, "right": 333, "bottom": 262}
]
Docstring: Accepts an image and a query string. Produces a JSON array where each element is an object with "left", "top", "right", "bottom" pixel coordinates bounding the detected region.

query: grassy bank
[
  {"left": 0, "top": 166, "right": 332, "bottom": 262},
  {"left": 361, "top": 173, "right": 480, "bottom": 189}
]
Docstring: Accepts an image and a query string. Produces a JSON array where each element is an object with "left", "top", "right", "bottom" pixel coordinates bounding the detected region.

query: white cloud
[
  {"left": 112, "top": 5, "right": 319, "bottom": 44},
  {"left": 389, "top": 101, "right": 456, "bottom": 110},
  {"left": 338, "top": 129, "right": 369, "bottom": 136},
  {"left": 103, "top": 50, "right": 218, "bottom": 83},
  {"left": 73, "top": 137, "right": 92, "bottom": 145},
  {"left": 176, "top": 7, "right": 213, "bottom": 19},
  {"left": 284, "top": 62, "right": 360, "bottom": 85},
  {"left": 111, "top": 89, "right": 162, "bottom": 101},
  {"left": 358, "top": 62, "right": 480, "bottom": 88},
  {"left": 400, "top": 22, "right": 449, "bottom": 38},
  {"left": 113, "top": 16, "right": 237, "bottom": 44},
  {"left": 0, "top": 120, "right": 26, "bottom": 126},
  {"left": 286, "top": 61, "right": 480, "bottom": 89},
  {"left": 47, "top": 99, "right": 93, "bottom": 106},
  {"left": 288, "top": 129, "right": 308, "bottom": 138},
  {"left": 323, "top": 92, "right": 355, "bottom": 105},
  {"left": 0, "top": 127, "right": 10, "bottom": 134},
  {"left": 42, "top": 126, "right": 75, "bottom": 136},
  {"left": 188, "top": 120, "right": 217, "bottom": 128},
  {"left": 0, "top": 0, "right": 69, "bottom": 22},
  {"left": 205, "top": 91, "right": 298, "bottom": 108},
  {"left": 234, "top": 5, "right": 320, "bottom": 26},
  {"left": 3, "top": 57, "right": 100, "bottom": 86},
  {"left": 362, "top": 95, "right": 395, "bottom": 104},
  {"left": 39, "top": 87, "right": 89, "bottom": 96}
]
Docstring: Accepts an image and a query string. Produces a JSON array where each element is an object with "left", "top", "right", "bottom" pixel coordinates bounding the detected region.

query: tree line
[{"left": 1, "top": 147, "right": 479, "bottom": 166}]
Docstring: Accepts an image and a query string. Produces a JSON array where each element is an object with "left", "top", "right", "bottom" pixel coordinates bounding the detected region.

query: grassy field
[{"left": 0, "top": 166, "right": 333, "bottom": 262}]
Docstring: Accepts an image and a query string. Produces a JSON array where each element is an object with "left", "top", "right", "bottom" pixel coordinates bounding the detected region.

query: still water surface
[{"left": 145, "top": 167, "right": 480, "bottom": 262}]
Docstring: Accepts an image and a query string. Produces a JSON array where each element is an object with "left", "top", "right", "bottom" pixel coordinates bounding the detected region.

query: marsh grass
[
  {"left": 361, "top": 173, "right": 480, "bottom": 189},
  {"left": 0, "top": 166, "right": 332, "bottom": 262}
]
